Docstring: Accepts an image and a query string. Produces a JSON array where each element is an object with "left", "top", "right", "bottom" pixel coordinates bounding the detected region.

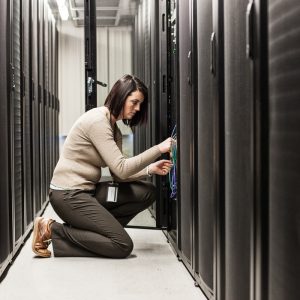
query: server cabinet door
[
  {"left": 195, "top": 0, "right": 214, "bottom": 296},
  {"left": 31, "top": 0, "right": 41, "bottom": 214},
  {"left": 11, "top": 0, "right": 24, "bottom": 244},
  {"left": 268, "top": 1, "right": 300, "bottom": 299},
  {"left": 44, "top": 5, "right": 50, "bottom": 191},
  {"left": 224, "top": 1, "right": 254, "bottom": 299},
  {"left": 22, "top": 0, "right": 33, "bottom": 227},
  {"left": 149, "top": 0, "right": 160, "bottom": 223},
  {"left": 212, "top": 1, "right": 225, "bottom": 299},
  {"left": 0, "top": 0, "right": 12, "bottom": 271},
  {"left": 177, "top": 0, "right": 195, "bottom": 264},
  {"left": 166, "top": 0, "right": 178, "bottom": 240},
  {"left": 48, "top": 18, "right": 53, "bottom": 180},
  {"left": 38, "top": 0, "right": 46, "bottom": 204},
  {"left": 153, "top": 0, "right": 168, "bottom": 227},
  {"left": 84, "top": 0, "right": 97, "bottom": 111}
]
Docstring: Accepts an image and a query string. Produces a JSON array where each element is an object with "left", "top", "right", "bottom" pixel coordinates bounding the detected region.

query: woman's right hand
[{"left": 158, "top": 137, "right": 173, "bottom": 154}]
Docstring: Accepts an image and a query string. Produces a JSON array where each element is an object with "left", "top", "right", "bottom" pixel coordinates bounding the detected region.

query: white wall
[
  {"left": 58, "top": 22, "right": 133, "bottom": 136},
  {"left": 58, "top": 21, "right": 85, "bottom": 136}
]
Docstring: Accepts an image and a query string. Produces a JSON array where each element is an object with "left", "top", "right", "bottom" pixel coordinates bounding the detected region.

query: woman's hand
[
  {"left": 148, "top": 160, "right": 173, "bottom": 176},
  {"left": 158, "top": 137, "right": 173, "bottom": 154}
]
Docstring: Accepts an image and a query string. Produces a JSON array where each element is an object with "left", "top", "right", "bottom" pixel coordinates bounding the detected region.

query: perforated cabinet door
[
  {"left": 31, "top": 0, "right": 41, "bottom": 214},
  {"left": 268, "top": 1, "right": 300, "bottom": 299},
  {"left": 38, "top": 0, "right": 46, "bottom": 204},
  {"left": 223, "top": 1, "right": 255, "bottom": 299},
  {"left": 22, "top": 0, "right": 33, "bottom": 227},
  {"left": 0, "top": 0, "right": 12, "bottom": 268},
  {"left": 195, "top": 0, "right": 214, "bottom": 295},
  {"left": 177, "top": 0, "right": 194, "bottom": 264},
  {"left": 12, "top": 0, "right": 24, "bottom": 243}
]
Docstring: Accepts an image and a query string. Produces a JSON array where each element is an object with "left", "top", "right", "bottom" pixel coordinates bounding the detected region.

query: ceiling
[{"left": 48, "top": 0, "right": 139, "bottom": 27}]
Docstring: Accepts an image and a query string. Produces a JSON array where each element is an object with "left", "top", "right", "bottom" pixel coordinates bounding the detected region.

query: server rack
[
  {"left": 166, "top": 0, "right": 178, "bottom": 244},
  {"left": 155, "top": 0, "right": 169, "bottom": 227},
  {"left": 211, "top": 1, "right": 225, "bottom": 299},
  {"left": 133, "top": 2, "right": 147, "bottom": 161},
  {"left": 268, "top": 1, "right": 300, "bottom": 299},
  {"left": 223, "top": 1, "right": 255, "bottom": 299},
  {"left": 44, "top": 3, "right": 50, "bottom": 196},
  {"left": 48, "top": 16, "right": 53, "bottom": 181},
  {"left": 0, "top": 0, "right": 58, "bottom": 279},
  {"left": 84, "top": 0, "right": 97, "bottom": 111},
  {"left": 195, "top": 0, "right": 215, "bottom": 297},
  {"left": 133, "top": 0, "right": 170, "bottom": 228},
  {"left": 22, "top": 0, "right": 33, "bottom": 230},
  {"left": 31, "top": 0, "right": 41, "bottom": 215},
  {"left": 0, "top": 0, "right": 12, "bottom": 276},
  {"left": 38, "top": 0, "right": 46, "bottom": 206},
  {"left": 177, "top": 0, "right": 196, "bottom": 272},
  {"left": 10, "top": 0, "right": 24, "bottom": 252}
]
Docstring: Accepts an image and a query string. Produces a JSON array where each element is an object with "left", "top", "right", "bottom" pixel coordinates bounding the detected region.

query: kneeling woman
[{"left": 32, "top": 74, "right": 172, "bottom": 258}]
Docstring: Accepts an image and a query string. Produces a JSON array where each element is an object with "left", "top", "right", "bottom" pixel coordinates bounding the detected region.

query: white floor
[{"left": 0, "top": 204, "right": 207, "bottom": 300}]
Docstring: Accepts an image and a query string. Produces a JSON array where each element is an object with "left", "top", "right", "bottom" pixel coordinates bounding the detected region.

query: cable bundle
[{"left": 169, "top": 125, "right": 177, "bottom": 199}]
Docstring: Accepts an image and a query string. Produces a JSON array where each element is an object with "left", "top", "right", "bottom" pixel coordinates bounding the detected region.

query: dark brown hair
[{"left": 104, "top": 74, "right": 148, "bottom": 127}]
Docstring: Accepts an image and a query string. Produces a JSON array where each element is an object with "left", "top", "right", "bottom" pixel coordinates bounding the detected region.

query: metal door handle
[
  {"left": 246, "top": 0, "right": 254, "bottom": 59},
  {"left": 187, "top": 50, "right": 192, "bottom": 85},
  {"left": 210, "top": 32, "right": 216, "bottom": 76}
]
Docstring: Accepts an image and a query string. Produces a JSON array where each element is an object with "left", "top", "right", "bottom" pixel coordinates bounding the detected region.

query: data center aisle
[{"left": 0, "top": 204, "right": 206, "bottom": 300}]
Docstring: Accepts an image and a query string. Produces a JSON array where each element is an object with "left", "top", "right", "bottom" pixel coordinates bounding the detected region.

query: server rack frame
[
  {"left": 10, "top": 0, "right": 25, "bottom": 256},
  {"left": 31, "top": 0, "right": 42, "bottom": 215},
  {"left": 0, "top": 0, "right": 13, "bottom": 277},
  {"left": 84, "top": 0, "right": 97, "bottom": 111},
  {"left": 38, "top": 0, "right": 46, "bottom": 206},
  {"left": 194, "top": 0, "right": 215, "bottom": 297},
  {"left": 22, "top": 0, "right": 33, "bottom": 231},
  {"left": 175, "top": 0, "right": 196, "bottom": 277}
]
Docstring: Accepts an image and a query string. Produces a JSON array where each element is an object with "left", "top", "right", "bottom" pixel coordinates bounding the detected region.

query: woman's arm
[{"left": 88, "top": 118, "right": 162, "bottom": 180}]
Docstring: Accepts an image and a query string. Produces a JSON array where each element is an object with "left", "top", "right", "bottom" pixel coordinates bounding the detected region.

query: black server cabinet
[
  {"left": 22, "top": 0, "right": 33, "bottom": 228},
  {"left": 38, "top": 0, "right": 46, "bottom": 204},
  {"left": 44, "top": 5, "right": 50, "bottom": 193},
  {"left": 211, "top": 1, "right": 225, "bottom": 299},
  {"left": 143, "top": 0, "right": 152, "bottom": 154},
  {"left": 0, "top": 0, "right": 12, "bottom": 273},
  {"left": 148, "top": 0, "right": 160, "bottom": 223},
  {"left": 154, "top": 0, "right": 168, "bottom": 227},
  {"left": 166, "top": 0, "right": 178, "bottom": 241},
  {"left": 223, "top": 1, "right": 255, "bottom": 300},
  {"left": 223, "top": 1, "right": 269, "bottom": 299},
  {"left": 133, "top": 2, "right": 147, "bottom": 159},
  {"left": 268, "top": 1, "right": 300, "bottom": 299},
  {"left": 52, "top": 22, "right": 57, "bottom": 172},
  {"left": 195, "top": 0, "right": 215, "bottom": 297},
  {"left": 31, "top": 0, "right": 41, "bottom": 214},
  {"left": 54, "top": 28, "right": 59, "bottom": 165},
  {"left": 10, "top": 0, "right": 24, "bottom": 247},
  {"left": 84, "top": 0, "right": 97, "bottom": 111},
  {"left": 177, "top": 0, "right": 196, "bottom": 267},
  {"left": 48, "top": 18, "right": 53, "bottom": 181}
]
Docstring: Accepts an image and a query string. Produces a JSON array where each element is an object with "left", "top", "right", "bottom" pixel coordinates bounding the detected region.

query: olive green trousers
[{"left": 49, "top": 181, "right": 156, "bottom": 258}]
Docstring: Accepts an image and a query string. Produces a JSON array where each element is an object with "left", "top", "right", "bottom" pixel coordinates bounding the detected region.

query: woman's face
[{"left": 121, "top": 90, "right": 144, "bottom": 120}]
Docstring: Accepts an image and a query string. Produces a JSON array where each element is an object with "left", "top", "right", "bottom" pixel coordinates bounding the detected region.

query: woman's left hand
[{"left": 148, "top": 160, "right": 173, "bottom": 176}]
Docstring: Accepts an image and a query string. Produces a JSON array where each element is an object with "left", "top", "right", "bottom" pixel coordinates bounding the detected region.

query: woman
[{"left": 32, "top": 74, "right": 173, "bottom": 258}]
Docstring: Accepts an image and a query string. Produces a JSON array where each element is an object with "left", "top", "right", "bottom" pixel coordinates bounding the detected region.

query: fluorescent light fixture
[{"left": 56, "top": 0, "right": 69, "bottom": 21}]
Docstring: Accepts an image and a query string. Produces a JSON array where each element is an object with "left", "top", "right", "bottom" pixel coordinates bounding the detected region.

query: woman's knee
[{"left": 113, "top": 236, "right": 134, "bottom": 258}]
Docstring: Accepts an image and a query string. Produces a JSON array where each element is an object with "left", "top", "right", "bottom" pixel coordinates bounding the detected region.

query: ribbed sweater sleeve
[{"left": 86, "top": 112, "right": 161, "bottom": 180}]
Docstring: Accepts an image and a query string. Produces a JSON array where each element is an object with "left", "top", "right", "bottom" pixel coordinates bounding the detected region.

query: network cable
[{"left": 169, "top": 125, "right": 177, "bottom": 199}]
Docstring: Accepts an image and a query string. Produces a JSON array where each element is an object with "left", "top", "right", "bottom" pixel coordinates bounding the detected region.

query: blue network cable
[{"left": 169, "top": 125, "right": 177, "bottom": 199}]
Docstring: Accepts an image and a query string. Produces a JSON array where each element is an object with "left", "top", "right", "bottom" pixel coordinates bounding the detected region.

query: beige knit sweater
[{"left": 51, "top": 106, "right": 161, "bottom": 190}]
